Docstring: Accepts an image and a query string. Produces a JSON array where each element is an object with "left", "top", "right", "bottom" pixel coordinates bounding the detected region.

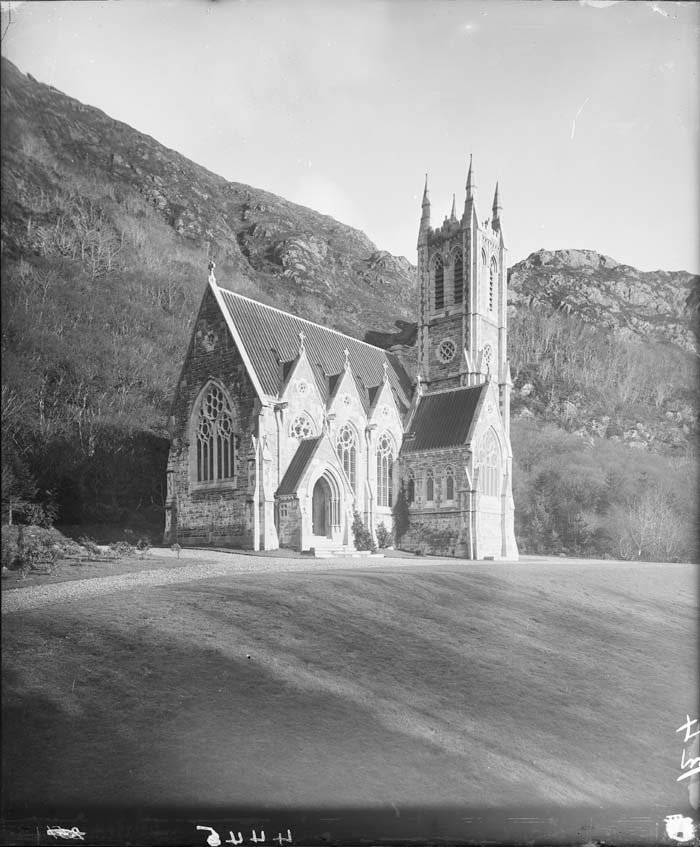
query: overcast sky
[{"left": 2, "top": 0, "right": 698, "bottom": 272}]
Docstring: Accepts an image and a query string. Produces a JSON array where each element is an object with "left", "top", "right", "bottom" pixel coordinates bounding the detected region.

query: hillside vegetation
[{"left": 1, "top": 58, "right": 697, "bottom": 560}]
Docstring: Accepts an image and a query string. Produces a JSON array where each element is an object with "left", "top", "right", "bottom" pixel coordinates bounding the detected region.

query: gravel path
[{"left": 0, "top": 549, "right": 431, "bottom": 614}]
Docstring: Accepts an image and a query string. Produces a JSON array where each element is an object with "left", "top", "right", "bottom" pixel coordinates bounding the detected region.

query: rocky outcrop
[
  {"left": 509, "top": 249, "right": 699, "bottom": 352},
  {"left": 0, "top": 57, "right": 417, "bottom": 341}
]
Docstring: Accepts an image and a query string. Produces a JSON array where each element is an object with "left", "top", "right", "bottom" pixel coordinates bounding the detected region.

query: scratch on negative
[{"left": 571, "top": 97, "right": 591, "bottom": 140}]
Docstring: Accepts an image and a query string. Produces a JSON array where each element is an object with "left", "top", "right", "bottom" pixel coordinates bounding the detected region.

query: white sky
[{"left": 2, "top": 0, "right": 699, "bottom": 272}]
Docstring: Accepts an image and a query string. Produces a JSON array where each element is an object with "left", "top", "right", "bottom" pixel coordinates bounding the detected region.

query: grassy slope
[{"left": 2, "top": 559, "right": 696, "bottom": 821}]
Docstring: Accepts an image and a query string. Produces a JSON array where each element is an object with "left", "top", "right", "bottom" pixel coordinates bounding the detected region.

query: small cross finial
[
  {"left": 382, "top": 361, "right": 389, "bottom": 381},
  {"left": 208, "top": 260, "right": 216, "bottom": 284},
  {"left": 298, "top": 331, "right": 306, "bottom": 353},
  {"left": 344, "top": 348, "right": 350, "bottom": 370}
]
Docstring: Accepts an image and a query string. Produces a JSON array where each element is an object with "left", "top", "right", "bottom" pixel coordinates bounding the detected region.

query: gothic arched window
[
  {"left": 453, "top": 249, "right": 463, "bottom": 304},
  {"left": 426, "top": 468, "right": 434, "bottom": 503},
  {"left": 445, "top": 465, "right": 455, "bottom": 501},
  {"left": 478, "top": 429, "right": 501, "bottom": 497},
  {"left": 336, "top": 423, "right": 357, "bottom": 492},
  {"left": 489, "top": 258, "right": 497, "bottom": 312},
  {"left": 195, "top": 383, "right": 236, "bottom": 483},
  {"left": 290, "top": 413, "right": 314, "bottom": 439},
  {"left": 406, "top": 469, "right": 415, "bottom": 504},
  {"left": 434, "top": 255, "right": 445, "bottom": 311},
  {"left": 376, "top": 433, "right": 394, "bottom": 507}
]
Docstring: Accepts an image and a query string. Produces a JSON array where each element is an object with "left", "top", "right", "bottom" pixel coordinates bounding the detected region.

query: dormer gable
[
  {"left": 367, "top": 371, "right": 402, "bottom": 433},
  {"left": 278, "top": 343, "right": 322, "bottom": 402},
  {"left": 326, "top": 359, "right": 367, "bottom": 422}
]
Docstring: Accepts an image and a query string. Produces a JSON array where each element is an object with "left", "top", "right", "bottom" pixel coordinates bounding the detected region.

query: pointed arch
[
  {"left": 445, "top": 465, "right": 455, "bottom": 501},
  {"left": 433, "top": 254, "right": 445, "bottom": 310},
  {"left": 489, "top": 257, "right": 497, "bottom": 312},
  {"left": 376, "top": 431, "right": 395, "bottom": 507},
  {"left": 310, "top": 467, "right": 342, "bottom": 535},
  {"left": 406, "top": 468, "right": 415, "bottom": 504},
  {"left": 336, "top": 421, "right": 358, "bottom": 492},
  {"left": 453, "top": 248, "right": 463, "bottom": 304},
  {"left": 190, "top": 380, "right": 237, "bottom": 484},
  {"left": 289, "top": 412, "right": 316, "bottom": 440},
  {"left": 426, "top": 468, "right": 434, "bottom": 503},
  {"left": 478, "top": 428, "right": 501, "bottom": 496}
]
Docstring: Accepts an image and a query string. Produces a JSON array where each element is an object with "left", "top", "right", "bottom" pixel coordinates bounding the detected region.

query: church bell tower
[{"left": 416, "top": 157, "right": 512, "bottom": 430}]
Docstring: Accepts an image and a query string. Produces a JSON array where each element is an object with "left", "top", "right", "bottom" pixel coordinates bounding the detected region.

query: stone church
[{"left": 164, "top": 158, "right": 518, "bottom": 559}]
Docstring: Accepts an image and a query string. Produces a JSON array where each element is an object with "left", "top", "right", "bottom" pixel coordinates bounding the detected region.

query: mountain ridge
[
  {"left": 1, "top": 57, "right": 417, "bottom": 342},
  {"left": 1, "top": 57, "right": 697, "bottom": 561}
]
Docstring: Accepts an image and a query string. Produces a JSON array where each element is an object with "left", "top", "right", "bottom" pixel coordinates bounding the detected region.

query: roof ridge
[
  {"left": 216, "top": 282, "right": 395, "bottom": 356},
  {"left": 423, "top": 382, "right": 486, "bottom": 396}
]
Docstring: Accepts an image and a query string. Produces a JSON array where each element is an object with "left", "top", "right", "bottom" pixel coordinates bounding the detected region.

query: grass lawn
[{"left": 1, "top": 557, "right": 697, "bottom": 844}]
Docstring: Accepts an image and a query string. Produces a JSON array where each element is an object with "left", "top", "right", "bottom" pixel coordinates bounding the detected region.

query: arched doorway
[{"left": 312, "top": 477, "right": 330, "bottom": 537}]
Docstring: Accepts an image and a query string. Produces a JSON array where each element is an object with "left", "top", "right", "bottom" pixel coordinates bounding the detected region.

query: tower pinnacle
[
  {"left": 492, "top": 181, "right": 502, "bottom": 224},
  {"left": 418, "top": 173, "right": 431, "bottom": 246},
  {"left": 449, "top": 193, "right": 457, "bottom": 222},
  {"left": 465, "top": 154, "right": 476, "bottom": 201}
]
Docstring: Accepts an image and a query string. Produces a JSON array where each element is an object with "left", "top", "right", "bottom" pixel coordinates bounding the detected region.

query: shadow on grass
[{"left": 2, "top": 567, "right": 697, "bottom": 846}]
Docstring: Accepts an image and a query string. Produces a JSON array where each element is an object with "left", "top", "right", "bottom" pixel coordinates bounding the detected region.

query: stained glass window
[{"left": 196, "top": 384, "right": 236, "bottom": 483}]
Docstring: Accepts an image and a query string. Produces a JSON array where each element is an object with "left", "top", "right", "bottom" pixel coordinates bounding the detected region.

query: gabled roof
[
  {"left": 276, "top": 437, "right": 323, "bottom": 496},
  {"left": 401, "top": 384, "right": 487, "bottom": 453},
  {"left": 215, "top": 284, "right": 413, "bottom": 410}
]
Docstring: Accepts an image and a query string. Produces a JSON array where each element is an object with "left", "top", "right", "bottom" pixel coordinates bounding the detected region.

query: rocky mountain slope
[
  {"left": 0, "top": 57, "right": 416, "bottom": 340},
  {"left": 509, "top": 248, "right": 699, "bottom": 352},
  {"left": 1, "top": 58, "right": 697, "bottom": 559}
]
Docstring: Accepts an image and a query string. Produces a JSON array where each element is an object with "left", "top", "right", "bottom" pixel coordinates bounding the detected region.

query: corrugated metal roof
[
  {"left": 276, "top": 437, "right": 322, "bottom": 496},
  {"left": 216, "top": 286, "right": 413, "bottom": 411},
  {"left": 402, "top": 385, "right": 487, "bottom": 452}
]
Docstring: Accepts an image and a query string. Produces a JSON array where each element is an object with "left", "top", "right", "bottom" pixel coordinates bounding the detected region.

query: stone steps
[{"left": 311, "top": 546, "right": 384, "bottom": 559}]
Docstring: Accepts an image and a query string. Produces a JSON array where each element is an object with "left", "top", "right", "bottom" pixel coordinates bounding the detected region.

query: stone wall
[
  {"left": 165, "top": 285, "right": 260, "bottom": 547},
  {"left": 276, "top": 497, "right": 301, "bottom": 549},
  {"left": 399, "top": 447, "right": 467, "bottom": 556}
]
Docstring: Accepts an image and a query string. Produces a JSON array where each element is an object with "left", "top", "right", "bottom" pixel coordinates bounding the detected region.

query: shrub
[
  {"left": 13, "top": 499, "right": 59, "bottom": 528},
  {"left": 1, "top": 527, "right": 18, "bottom": 568},
  {"left": 78, "top": 535, "right": 102, "bottom": 558},
  {"left": 375, "top": 522, "right": 391, "bottom": 548},
  {"left": 12, "top": 525, "right": 60, "bottom": 576},
  {"left": 136, "top": 537, "right": 151, "bottom": 558},
  {"left": 351, "top": 511, "right": 375, "bottom": 552},
  {"left": 2, "top": 524, "right": 84, "bottom": 572},
  {"left": 108, "top": 541, "right": 136, "bottom": 558}
]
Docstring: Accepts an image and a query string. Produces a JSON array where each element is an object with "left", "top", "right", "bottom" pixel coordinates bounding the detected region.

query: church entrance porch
[
  {"left": 301, "top": 469, "right": 346, "bottom": 552},
  {"left": 312, "top": 477, "right": 330, "bottom": 537}
]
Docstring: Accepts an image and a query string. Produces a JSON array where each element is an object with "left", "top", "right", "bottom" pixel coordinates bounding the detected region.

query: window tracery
[
  {"left": 336, "top": 423, "right": 357, "bottom": 492},
  {"left": 195, "top": 384, "right": 236, "bottom": 483},
  {"left": 489, "top": 258, "right": 497, "bottom": 311},
  {"left": 445, "top": 466, "right": 455, "bottom": 501},
  {"left": 478, "top": 429, "right": 500, "bottom": 496},
  {"left": 434, "top": 255, "right": 445, "bottom": 310},
  {"left": 376, "top": 433, "right": 394, "bottom": 507},
  {"left": 453, "top": 249, "right": 463, "bottom": 304},
  {"left": 437, "top": 339, "right": 456, "bottom": 363},
  {"left": 290, "top": 413, "right": 314, "bottom": 439},
  {"left": 426, "top": 468, "right": 434, "bottom": 503}
]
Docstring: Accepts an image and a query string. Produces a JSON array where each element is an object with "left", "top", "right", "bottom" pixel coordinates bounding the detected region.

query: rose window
[{"left": 437, "top": 339, "right": 456, "bottom": 363}]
